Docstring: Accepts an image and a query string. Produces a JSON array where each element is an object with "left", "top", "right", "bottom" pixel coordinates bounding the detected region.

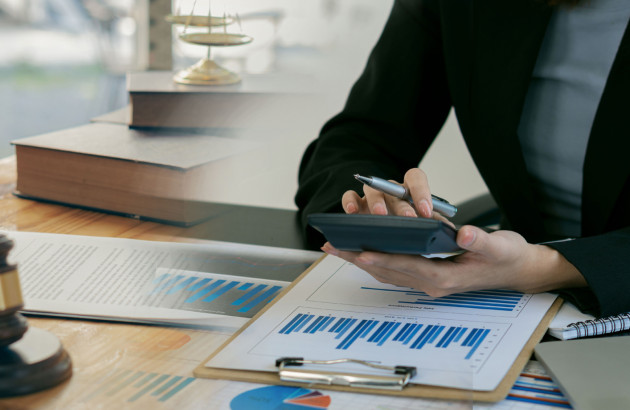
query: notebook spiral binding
[{"left": 568, "top": 313, "right": 630, "bottom": 338}]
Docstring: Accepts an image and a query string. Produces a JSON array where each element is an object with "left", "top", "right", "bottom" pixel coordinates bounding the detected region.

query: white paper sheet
[
  {"left": 205, "top": 255, "right": 557, "bottom": 391},
  {"left": 6, "top": 231, "right": 320, "bottom": 328}
]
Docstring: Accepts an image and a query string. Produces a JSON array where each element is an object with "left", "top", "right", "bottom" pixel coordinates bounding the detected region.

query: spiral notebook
[{"left": 548, "top": 302, "right": 630, "bottom": 340}]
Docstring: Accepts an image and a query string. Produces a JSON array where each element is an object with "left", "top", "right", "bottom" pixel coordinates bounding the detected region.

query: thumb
[{"left": 456, "top": 225, "right": 490, "bottom": 254}]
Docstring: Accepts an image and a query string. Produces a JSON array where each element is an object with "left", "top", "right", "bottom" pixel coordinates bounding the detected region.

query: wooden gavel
[{"left": 0, "top": 233, "right": 72, "bottom": 397}]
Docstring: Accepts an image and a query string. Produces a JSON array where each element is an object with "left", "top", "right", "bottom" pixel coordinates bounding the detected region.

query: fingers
[
  {"left": 404, "top": 169, "right": 433, "bottom": 218},
  {"left": 341, "top": 190, "right": 364, "bottom": 214},
  {"left": 321, "top": 242, "right": 457, "bottom": 295},
  {"left": 384, "top": 190, "right": 417, "bottom": 217},
  {"left": 357, "top": 185, "right": 415, "bottom": 216},
  {"left": 362, "top": 185, "right": 389, "bottom": 215},
  {"left": 433, "top": 212, "right": 456, "bottom": 228},
  {"left": 343, "top": 168, "right": 438, "bottom": 218},
  {"left": 456, "top": 225, "right": 496, "bottom": 257}
]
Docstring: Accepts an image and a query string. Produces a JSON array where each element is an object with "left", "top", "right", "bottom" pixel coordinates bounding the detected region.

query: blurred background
[
  {"left": 0, "top": 0, "right": 393, "bottom": 156},
  {"left": 0, "top": 0, "right": 487, "bottom": 206}
]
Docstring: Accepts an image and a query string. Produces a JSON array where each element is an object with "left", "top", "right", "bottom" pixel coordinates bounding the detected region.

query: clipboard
[{"left": 194, "top": 256, "right": 563, "bottom": 402}]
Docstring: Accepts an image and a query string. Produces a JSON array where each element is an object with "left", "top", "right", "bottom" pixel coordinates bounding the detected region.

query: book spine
[{"left": 568, "top": 313, "right": 630, "bottom": 338}]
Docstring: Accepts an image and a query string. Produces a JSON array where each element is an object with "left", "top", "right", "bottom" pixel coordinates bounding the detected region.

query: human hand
[
  {"left": 342, "top": 168, "right": 449, "bottom": 222},
  {"left": 322, "top": 225, "right": 587, "bottom": 296}
]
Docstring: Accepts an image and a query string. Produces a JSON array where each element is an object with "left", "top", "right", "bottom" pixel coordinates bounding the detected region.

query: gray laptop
[{"left": 534, "top": 336, "right": 630, "bottom": 410}]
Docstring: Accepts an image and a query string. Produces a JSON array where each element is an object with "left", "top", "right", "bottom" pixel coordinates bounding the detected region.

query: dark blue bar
[
  {"left": 437, "top": 294, "right": 520, "bottom": 304},
  {"left": 403, "top": 324, "right": 422, "bottom": 345},
  {"left": 410, "top": 325, "right": 433, "bottom": 349},
  {"left": 454, "top": 327, "right": 468, "bottom": 342},
  {"left": 466, "top": 328, "right": 484, "bottom": 348},
  {"left": 372, "top": 322, "right": 394, "bottom": 344},
  {"left": 329, "top": 318, "right": 347, "bottom": 333},
  {"left": 512, "top": 386, "right": 565, "bottom": 396},
  {"left": 466, "top": 329, "right": 490, "bottom": 359},
  {"left": 288, "top": 314, "right": 310, "bottom": 334},
  {"left": 279, "top": 314, "right": 303, "bottom": 334},
  {"left": 401, "top": 301, "right": 513, "bottom": 311},
  {"left": 444, "top": 291, "right": 522, "bottom": 300},
  {"left": 415, "top": 325, "right": 440, "bottom": 350},
  {"left": 368, "top": 322, "right": 390, "bottom": 342},
  {"left": 238, "top": 282, "right": 253, "bottom": 291},
  {"left": 202, "top": 281, "right": 239, "bottom": 302},
  {"left": 185, "top": 280, "right": 225, "bottom": 303},
  {"left": 232, "top": 284, "right": 267, "bottom": 306},
  {"left": 436, "top": 326, "right": 456, "bottom": 348},
  {"left": 464, "top": 290, "right": 523, "bottom": 298},
  {"left": 425, "top": 295, "right": 518, "bottom": 307},
  {"left": 317, "top": 316, "right": 335, "bottom": 332},
  {"left": 294, "top": 315, "right": 315, "bottom": 332},
  {"left": 441, "top": 327, "right": 460, "bottom": 348},
  {"left": 506, "top": 396, "right": 571, "bottom": 409},
  {"left": 336, "top": 319, "right": 358, "bottom": 339},
  {"left": 304, "top": 316, "right": 326, "bottom": 333},
  {"left": 361, "top": 286, "right": 523, "bottom": 298},
  {"left": 398, "top": 323, "right": 415, "bottom": 342},
  {"left": 393, "top": 323, "right": 411, "bottom": 342},
  {"left": 337, "top": 319, "right": 368, "bottom": 350},
  {"left": 420, "top": 296, "right": 518, "bottom": 307},
  {"left": 428, "top": 326, "right": 445, "bottom": 344},
  {"left": 377, "top": 322, "right": 401, "bottom": 346},
  {"left": 359, "top": 321, "right": 379, "bottom": 338},
  {"left": 238, "top": 285, "right": 283, "bottom": 313},
  {"left": 152, "top": 275, "right": 184, "bottom": 294},
  {"left": 188, "top": 278, "right": 211, "bottom": 292},
  {"left": 461, "top": 328, "right": 479, "bottom": 347}
]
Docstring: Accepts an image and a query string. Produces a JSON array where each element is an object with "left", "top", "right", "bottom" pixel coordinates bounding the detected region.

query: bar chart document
[
  {"left": 6, "top": 231, "right": 319, "bottom": 328},
  {"left": 204, "top": 256, "right": 558, "bottom": 391}
]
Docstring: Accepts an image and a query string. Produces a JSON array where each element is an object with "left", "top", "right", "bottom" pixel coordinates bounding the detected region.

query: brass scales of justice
[{"left": 166, "top": 1, "right": 253, "bottom": 85}]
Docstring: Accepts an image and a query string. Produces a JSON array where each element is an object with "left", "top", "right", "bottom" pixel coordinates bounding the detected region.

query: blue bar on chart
[
  {"left": 360, "top": 287, "right": 525, "bottom": 312},
  {"left": 147, "top": 272, "right": 286, "bottom": 317},
  {"left": 278, "top": 313, "right": 495, "bottom": 360}
]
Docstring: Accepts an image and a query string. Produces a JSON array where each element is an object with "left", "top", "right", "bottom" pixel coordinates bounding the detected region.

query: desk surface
[
  {"left": 0, "top": 156, "right": 563, "bottom": 409},
  {"left": 0, "top": 156, "right": 311, "bottom": 408}
]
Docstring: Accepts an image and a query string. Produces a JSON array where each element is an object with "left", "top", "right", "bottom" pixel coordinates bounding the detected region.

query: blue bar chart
[
  {"left": 141, "top": 270, "right": 287, "bottom": 318},
  {"left": 308, "top": 262, "right": 530, "bottom": 318},
  {"left": 251, "top": 307, "right": 508, "bottom": 372},
  {"left": 277, "top": 312, "right": 493, "bottom": 360}
]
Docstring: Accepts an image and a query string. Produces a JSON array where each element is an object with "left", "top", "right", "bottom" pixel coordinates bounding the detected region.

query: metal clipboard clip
[{"left": 275, "top": 357, "right": 417, "bottom": 391}]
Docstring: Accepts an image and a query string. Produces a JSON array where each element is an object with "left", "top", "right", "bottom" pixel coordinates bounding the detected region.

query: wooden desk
[{"left": 0, "top": 156, "right": 309, "bottom": 408}]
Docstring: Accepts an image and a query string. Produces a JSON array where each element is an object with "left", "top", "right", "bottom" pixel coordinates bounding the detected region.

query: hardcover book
[
  {"left": 127, "top": 70, "right": 323, "bottom": 129},
  {"left": 12, "top": 122, "right": 261, "bottom": 225}
]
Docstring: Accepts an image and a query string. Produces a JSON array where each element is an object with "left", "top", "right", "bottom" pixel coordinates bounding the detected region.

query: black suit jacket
[{"left": 295, "top": 0, "right": 630, "bottom": 317}]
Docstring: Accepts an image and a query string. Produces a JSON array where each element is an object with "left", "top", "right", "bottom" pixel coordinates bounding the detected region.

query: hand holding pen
[{"left": 342, "top": 169, "right": 457, "bottom": 219}]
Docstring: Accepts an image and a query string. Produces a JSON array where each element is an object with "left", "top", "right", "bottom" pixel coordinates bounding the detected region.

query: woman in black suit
[{"left": 295, "top": 0, "right": 630, "bottom": 317}]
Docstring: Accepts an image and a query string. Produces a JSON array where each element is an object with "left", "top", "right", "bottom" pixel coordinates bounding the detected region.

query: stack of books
[{"left": 12, "top": 70, "right": 322, "bottom": 225}]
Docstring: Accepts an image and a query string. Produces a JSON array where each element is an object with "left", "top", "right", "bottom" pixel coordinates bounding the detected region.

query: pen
[{"left": 354, "top": 174, "right": 458, "bottom": 218}]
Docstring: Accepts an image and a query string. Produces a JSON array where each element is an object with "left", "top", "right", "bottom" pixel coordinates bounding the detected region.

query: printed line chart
[{"left": 140, "top": 270, "right": 287, "bottom": 318}]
